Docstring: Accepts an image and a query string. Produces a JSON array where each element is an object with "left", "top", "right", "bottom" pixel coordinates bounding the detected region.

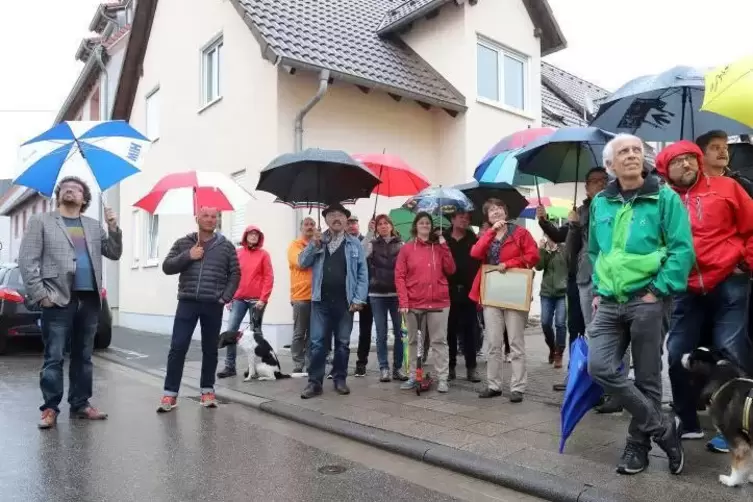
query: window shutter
[{"left": 231, "top": 171, "right": 247, "bottom": 245}]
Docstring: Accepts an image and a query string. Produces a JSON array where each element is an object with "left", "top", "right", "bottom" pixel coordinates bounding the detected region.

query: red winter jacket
[
  {"left": 469, "top": 224, "right": 539, "bottom": 303},
  {"left": 394, "top": 238, "right": 456, "bottom": 310},
  {"left": 233, "top": 225, "right": 274, "bottom": 302},
  {"left": 655, "top": 141, "right": 753, "bottom": 293}
]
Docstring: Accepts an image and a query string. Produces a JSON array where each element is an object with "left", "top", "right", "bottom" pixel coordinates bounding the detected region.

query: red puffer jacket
[
  {"left": 655, "top": 141, "right": 753, "bottom": 293},
  {"left": 469, "top": 224, "right": 539, "bottom": 303},
  {"left": 395, "top": 238, "right": 456, "bottom": 310}
]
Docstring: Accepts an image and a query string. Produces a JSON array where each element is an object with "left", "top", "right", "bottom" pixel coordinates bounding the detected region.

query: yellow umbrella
[{"left": 701, "top": 55, "right": 753, "bottom": 128}]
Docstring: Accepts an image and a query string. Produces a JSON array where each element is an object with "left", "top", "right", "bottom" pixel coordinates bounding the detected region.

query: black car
[{"left": 0, "top": 264, "right": 112, "bottom": 354}]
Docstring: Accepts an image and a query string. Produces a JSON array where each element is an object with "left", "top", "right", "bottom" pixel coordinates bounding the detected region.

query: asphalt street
[{"left": 0, "top": 353, "right": 537, "bottom": 502}]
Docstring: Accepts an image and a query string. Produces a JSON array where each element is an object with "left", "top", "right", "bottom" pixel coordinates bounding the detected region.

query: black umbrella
[
  {"left": 453, "top": 180, "right": 527, "bottom": 226},
  {"left": 729, "top": 142, "right": 753, "bottom": 176},
  {"left": 590, "top": 66, "right": 753, "bottom": 141},
  {"left": 256, "top": 148, "right": 380, "bottom": 222}
]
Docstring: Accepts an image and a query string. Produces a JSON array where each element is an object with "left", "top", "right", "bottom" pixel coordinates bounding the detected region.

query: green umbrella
[{"left": 388, "top": 208, "right": 448, "bottom": 240}]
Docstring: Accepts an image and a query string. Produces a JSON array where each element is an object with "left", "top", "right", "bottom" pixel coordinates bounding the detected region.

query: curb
[{"left": 95, "top": 352, "right": 628, "bottom": 502}]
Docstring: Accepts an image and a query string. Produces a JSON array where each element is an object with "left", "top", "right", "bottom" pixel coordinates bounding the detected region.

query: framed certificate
[{"left": 480, "top": 265, "right": 534, "bottom": 312}]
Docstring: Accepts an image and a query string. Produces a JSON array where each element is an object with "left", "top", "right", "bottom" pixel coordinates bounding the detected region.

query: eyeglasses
[
  {"left": 669, "top": 154, "right": 697, "bottom": 169},
  {"left": 59, "top": 184, "right": 83, "bottom": 193}
]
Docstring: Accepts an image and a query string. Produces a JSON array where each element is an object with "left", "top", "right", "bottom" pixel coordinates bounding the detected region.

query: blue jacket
[{"left": 298, "top": 231, "right": 368, "bottom": 304}]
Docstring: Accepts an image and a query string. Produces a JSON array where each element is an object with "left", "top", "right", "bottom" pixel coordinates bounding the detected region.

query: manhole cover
[{"left": 318, "top": 465, "right": 347, "bottom": 475}]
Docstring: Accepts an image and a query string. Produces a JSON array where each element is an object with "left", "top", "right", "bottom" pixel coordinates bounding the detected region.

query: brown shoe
[
  {"left": 38, "top": 409, "right": 57, "bottom": 429},
  {"left": 71, "top": 406, "right": 108, "bottom": 420},
  {"left": 553, "top": 349, "right": 564, "bottom": 369}
]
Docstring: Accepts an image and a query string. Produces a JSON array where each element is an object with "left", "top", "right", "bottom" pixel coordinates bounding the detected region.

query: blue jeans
[
  {"left": 40, "top": 291, "right": 100, "bottom": 413},
  {"left": 667, "top": 273, "right": 753, "bottom": 432},
  {"left": 308, "top": 300, "right": 354, "bottom": 386},
  {"left": 540, "top": 295, "right": 566, "bottom": 349},
  {"left": 223, "top": 299, "right": 259, "bottom": 370},
  {"left": 163, "top": 300, "right": 224, "bottom": 396},
  {"left": 369, "top": 296, "right": 403, "bottom": 371}
]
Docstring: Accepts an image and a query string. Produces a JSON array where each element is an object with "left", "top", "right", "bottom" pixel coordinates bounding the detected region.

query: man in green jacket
[
  {"left": 535, "top": 237, "right": 568, "bottom": 368},
  {"left": 588, "top": 133, "right": 694, "bottom": 477}
]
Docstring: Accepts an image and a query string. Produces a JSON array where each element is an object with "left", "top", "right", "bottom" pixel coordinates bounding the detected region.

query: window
[
  {"left": 201, "top": 36, "right": 223, "bottom": 105},
  {"left": 22, "top": 210, "right": 27, "bottom": 232},
  {"left": 13, "top": 214, "right": 18, "bottom": 238},
  {"left": 145, "top": 87, "right": 160, "bottom": 140},
  {"left": 477, "top": 39, "right": 527, "bottom": 110},
  {"left": 124, "top": 0, "right": 134, "bottom": 25},
  {"left": 131, "top": 209, "right": 140, "bottom": 267},
  {"left": 230, "top": 170, "right": 246, "bottom": 244},
  {"left": 145, "top": 213, "right": 159, "bottom": 264}
]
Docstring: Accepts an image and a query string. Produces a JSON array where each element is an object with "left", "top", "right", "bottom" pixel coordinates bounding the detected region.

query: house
[
  {"left": 110, "top": 0, "right": 567, "bottom": 343},
  {"left": 0, "top": 0, "right": 135, "bottom": 317}
]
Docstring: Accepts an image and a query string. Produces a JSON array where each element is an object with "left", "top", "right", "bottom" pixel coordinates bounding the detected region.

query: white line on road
[{"left": 108, "top": 346, "right": 149, "bottom": 360}]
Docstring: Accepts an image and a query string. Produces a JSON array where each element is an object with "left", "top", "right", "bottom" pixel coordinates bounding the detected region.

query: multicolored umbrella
[
  {"left": 133, "top": 171, "right": 253, "bottom": 215},
  {"left": 519, "top": 197, "right": 572, "bottom": 220},
  {"left": 474, "top": 128, "right": 554, "bottom": 186},
  {"left": 702, "top": 55, "right": 753, "bottom": 129},
  {"left": 402, "top": 186, "right": 474, "bottom": 219}
]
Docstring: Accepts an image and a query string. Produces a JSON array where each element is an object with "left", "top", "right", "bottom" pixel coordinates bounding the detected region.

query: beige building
[{"left": 110, "top": 0, "right": 569, "bottom": 344}]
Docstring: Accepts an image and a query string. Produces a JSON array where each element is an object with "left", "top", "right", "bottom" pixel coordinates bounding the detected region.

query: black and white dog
[{"left": 682, "top": 347, "right": 753, "bottom": 487}]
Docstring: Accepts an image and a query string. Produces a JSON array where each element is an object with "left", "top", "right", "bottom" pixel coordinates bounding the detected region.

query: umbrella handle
[{"left": 535, "top": 177, "right": 541, "bottom": 202}]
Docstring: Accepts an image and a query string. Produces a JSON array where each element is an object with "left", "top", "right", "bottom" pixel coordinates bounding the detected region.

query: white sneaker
[
  {"left": 504, "top": 354, "right": 512, "bottom": 363},
  {"left": 437, "top": 380, "right": 449, "bottom": 393}
]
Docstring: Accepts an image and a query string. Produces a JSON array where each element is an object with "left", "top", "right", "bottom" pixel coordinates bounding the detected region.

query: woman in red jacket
[
  {"left": 395, "top": 212, "right": 456, "bottom": 393},
  {"left": 470, "top": 199, "right": 538, "bottom": 402}
]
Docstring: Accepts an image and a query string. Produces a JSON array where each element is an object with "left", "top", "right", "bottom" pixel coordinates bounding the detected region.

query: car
[{"left": 0, "top": 263, "right": 112, "bottom": 354}]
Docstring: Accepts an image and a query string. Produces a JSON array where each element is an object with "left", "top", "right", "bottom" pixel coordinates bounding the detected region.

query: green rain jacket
[{"left": 588, "top": 175, "right": 695, "bottom": 302}]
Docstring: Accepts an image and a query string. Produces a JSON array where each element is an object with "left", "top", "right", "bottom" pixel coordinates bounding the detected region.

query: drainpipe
[{"left": 293, "top": 69, "right": 330, "bottom": 234}]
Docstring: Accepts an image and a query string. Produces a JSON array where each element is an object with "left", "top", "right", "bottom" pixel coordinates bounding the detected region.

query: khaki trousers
[
  {"left": 405, "top": 308, "right": 450, "bottom": 382},
  {"left": 484, "top": 306, "right": 527, "bottom": 393}
]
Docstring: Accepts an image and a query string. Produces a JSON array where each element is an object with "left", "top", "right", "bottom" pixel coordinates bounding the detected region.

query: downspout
[{"left": 293, "top": 69, "right": 330, "bottom": 234}]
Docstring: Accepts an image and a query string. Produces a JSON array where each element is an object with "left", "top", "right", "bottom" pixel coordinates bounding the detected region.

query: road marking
[{"left": 108, "top": 346, "right": 149, "bottom": 360}]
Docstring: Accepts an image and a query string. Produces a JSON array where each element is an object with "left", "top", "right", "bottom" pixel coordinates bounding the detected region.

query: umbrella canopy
[
  {"left": 473, "top": 148, "right": 540, "bottom": 186},
  {"left": 133, "top": 171, "right": 253, "bottom": 215},
  {"left": 514, "top": 127, "right": 615, "bottom": 184},
  {"left": 14, "top": 120, "right": 149, "bottom": 196},
  {"left": 701, "top": 55, "right": 753, "bottom": 129},
  {"left": 454, "top": 180, "right": 527, "bottom": 225},
  {"left": 351, "top": 153, "right": 429, "bottom": 197},
  {"left": 256, "top": 148, "right": 380, "bottom": 205},
  {"left": 273, "top": 198, "right": 356, "bottom": 210},
  {"left": 519, "top": 197, "right": 571, "bottom": 219},
  {"left": 591, "top": 65, "right": 753, "bottom": 141},
  {"left": 560, "top": 337, "right": 605, "bottom": 454},
  {"left": 388, "top": 207, "right": 447, "bottom": 240},
  {"left": 729, "top": 142, "right": 753, "bottom": 176},
  {"left": 402, "top": 186, "right": 474, "bottom": 221}
]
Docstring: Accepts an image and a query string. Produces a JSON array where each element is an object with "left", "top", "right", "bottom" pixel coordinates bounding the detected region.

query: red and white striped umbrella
[{"left": 133, "top": 171, "right": 253, "bottom": 215}]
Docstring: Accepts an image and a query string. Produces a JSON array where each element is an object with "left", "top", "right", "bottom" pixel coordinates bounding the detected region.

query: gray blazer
[{"left": 19, "top": 211, "right": 123, "bottom": 306}]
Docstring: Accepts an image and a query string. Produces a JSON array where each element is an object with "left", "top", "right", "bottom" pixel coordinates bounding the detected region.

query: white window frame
[
  {"left": 144, "top": 212, "right": 160, "bottom": 266},
  {"left": 200, "top": 34, "right": 223, "bottom": 108},
  {"left": 476, "top": 37, "right": 529, "bottom": 113},
  {"left": 230, "top": 170, "right": 247, "bottom": 245},
  {"left": 145, "top": 86, "right": 160, "bottom": 141},
  {"left": 131, "top": 209, "right": 141, "bottom": 268}
]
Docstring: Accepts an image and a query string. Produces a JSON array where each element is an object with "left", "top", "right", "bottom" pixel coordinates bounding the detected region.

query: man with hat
[{"left": 298, "top": 203, "right": 369, "bottom": 399}]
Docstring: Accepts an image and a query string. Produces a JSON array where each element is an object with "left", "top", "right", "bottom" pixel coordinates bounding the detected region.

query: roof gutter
[{"left": 292, "top": 69, "right": 330, "bottom": 234}]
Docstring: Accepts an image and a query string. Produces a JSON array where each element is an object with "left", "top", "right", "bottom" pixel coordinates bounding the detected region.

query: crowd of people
[{"left": 18, "top": 129, "right": 753, "bottom": 478}]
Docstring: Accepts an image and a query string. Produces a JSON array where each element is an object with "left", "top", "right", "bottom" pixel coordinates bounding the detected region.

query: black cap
[{"left": 322, "top": 203, "right": 351, "bottom": 219}]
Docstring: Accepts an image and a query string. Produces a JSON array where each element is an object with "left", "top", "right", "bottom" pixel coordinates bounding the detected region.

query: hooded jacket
[
  {"left": 655, "top": 141, "right": 753, "bottom": 293},
  {"left": 395, "top": 238, "right": 456, "bottom": 310},
  {"left": 234, "top": 225, "right": 274, "bottom": 302}
]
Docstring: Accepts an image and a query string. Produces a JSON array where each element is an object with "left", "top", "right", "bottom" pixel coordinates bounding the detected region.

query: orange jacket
[{"left": 287, "top": 237, "right": 312, "bottom": 301}]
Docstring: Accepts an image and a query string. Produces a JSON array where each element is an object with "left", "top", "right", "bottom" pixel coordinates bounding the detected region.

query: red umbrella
[
  {"left": 352, "top": 153, "right": 429, "bottom": 197},
  {"left": 133, "top": 171, "right": 253, "bottom": 215}
]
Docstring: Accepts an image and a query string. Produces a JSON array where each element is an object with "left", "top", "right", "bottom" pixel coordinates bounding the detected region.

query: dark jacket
[
  {"left": 565, "top": 199, "right": 593, "bottom": 285},
  {"left": 368, "top": 235, "right": 403, "bottom": 294},
  {"left": 443, "top": 229, "right": 480, "bottom": 302},
  {"left": 163, "top": 232, "right": 240, "bottom": 303},
  {"left": 539, "top": 218, "right": 576, "bottom": 278},
  {"left": 727, "top": 170, "right": 753, "bottom": 199},
  {"left": 535, "top": 244, "right": 568, "bottom": 297}
]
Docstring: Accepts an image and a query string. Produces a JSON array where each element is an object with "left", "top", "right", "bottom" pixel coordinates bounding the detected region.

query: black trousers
[
  {"left": 448, "top": 300, "right": 478, "bottom": 370},
  {"left": 355, "top": 300, "right": 374, "bottom": 366},
  {"left": 566, "top": 276, "right": 585, "bottom": 348}
]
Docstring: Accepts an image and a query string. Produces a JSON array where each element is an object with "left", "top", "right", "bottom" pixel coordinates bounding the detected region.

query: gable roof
[
  {"left": 113, "top": 0, "right": 566, "bottom": 120},
  {"left": 541, "top": 62, "right": 610, "bottom": 128}
]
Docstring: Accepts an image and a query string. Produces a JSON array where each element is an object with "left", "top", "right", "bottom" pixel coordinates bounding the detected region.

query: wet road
[{"left": 0, "top": 355, "right": 535, "bottom": 502}]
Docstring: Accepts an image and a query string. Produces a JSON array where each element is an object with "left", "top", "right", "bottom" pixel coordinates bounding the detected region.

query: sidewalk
[{"left": 98, "top": 326, "right": 751, "bottom": 502}]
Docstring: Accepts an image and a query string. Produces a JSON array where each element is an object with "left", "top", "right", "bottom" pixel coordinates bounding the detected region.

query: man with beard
[
  {"left": 19, "top": 176, "right": 122, "bottom": 429},
  {"left": 657, "top": 140, "right": 753, "bottom": 455},
  {"left": 696, "top": 130, "right": 753, "bottom": 197}
]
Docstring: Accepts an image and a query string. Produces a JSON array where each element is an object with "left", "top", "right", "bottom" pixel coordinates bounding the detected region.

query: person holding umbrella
[
  {"left": 695, "top": 130, "right": 753, "bottom": 196},
  {"left": 587, "top": 134, "right": 693, "bottom": 475},
  {"left": 298, "top": 204, "right": 368, "bottom": 399},
  {"left": 470, "top": 199, "right": 539, "bottom": 402},
  {"left": 535, "top": 236, "right": 568, "bottom": 368}
]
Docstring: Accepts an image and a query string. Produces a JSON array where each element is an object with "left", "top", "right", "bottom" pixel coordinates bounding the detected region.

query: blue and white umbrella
[{"left": 14, "top": 120, "right": 150, "bottom": 196}]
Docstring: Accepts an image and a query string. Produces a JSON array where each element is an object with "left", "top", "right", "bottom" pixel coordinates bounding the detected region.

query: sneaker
[
  {"left": 70, "top": 406, "right": 108, "bottom": 420},
  {"left": 437, "top": 380, "right": 449, "bottom": 393},
  {"left": 448, "top": 367, "right": 456, "bottom": 381},
  {"left": 200, "top": 393, "right": 218, "bottom": 408},
  {"left": 216, "top": 367, "right": 236, "bottom": 379},
  {"left": 292, "top": 366, "right": 304, "bottom": 374},
  {"left": 553, "top": 349, "right": 564, "bottom": 369},
  {"left": 157, "top": 396, "right": 178, "bottom": 413},
  {"left": 334, "top": 382, "right": 351, "bottom": 395},
  {"left": 301, "top": 383, "right": 323, "bottom": 399},
  {"left": 379, "top": 369, "right": 391, "bottom": 382},
  {"left": 392, "top": 368, "right": 409, "bottom": 381},
  {"left": 467, "top": 368, "right": 481, "bottom": 383},
  {"left": 354, "top": 364, "right": 367, "bottom": 377},
  {"left": 706, "top": 433, "right": 730, "bottom": 453},
  {"left": 616, "top": 441, "right": 649, "bottom": 475},
  {"left": 655, "top": 417, "right": 685, "bottom": 474},
  {"left": 326, "top": 369, "right": 334, "bottom": 380},
  {"left": 478, "top": 387, "right": 502, "bottom": 399},
  {"left": 400, "top": 379, "right": 417, "bottom": 391},
  {"left": 38, "top": 409, "right": 57, "bottom": 429},
  {"left": 510, "top": 391, "right": 524, "bottom": 403},
  {"left": 595, "top": 396, "right": 623, "bottom": 414},
  {"left": 679, "top": 420, "right": 705, "bottom": 440}
]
